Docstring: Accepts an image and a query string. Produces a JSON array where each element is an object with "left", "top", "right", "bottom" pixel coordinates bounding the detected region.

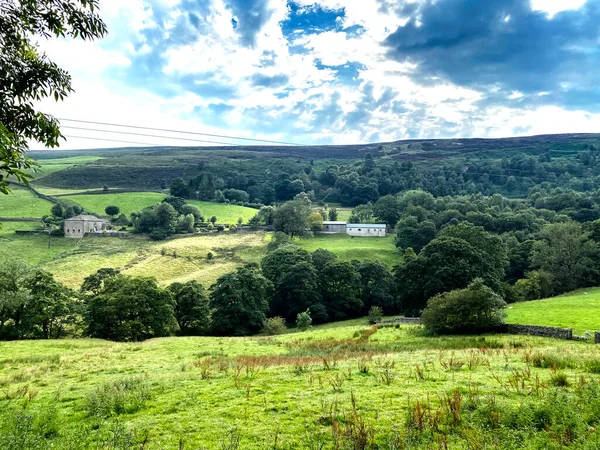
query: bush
[
  {"left": 216, "top": 225, "right": 225, "bottom": 232},
  {"left": 296, "top": 309, "right": 312, "bottom": 331},
  {"left": 421, "top": 278, "right": 507, "bottom": 334},
  {"left": 368, "top": 306, "right": 383, "bottom": 324},
  {"left": 207, "top": 252, "right": 213, "bottom": 260},
  {"left": 105, "top": 205, "right": 120, "bottom": 216},
  {"left": 148, "top": 228, "right": 168, "bottom": 241},
  {"left": 229, "top": 224, "right": 237, "bottom": 232},
  {"left": 207, "top": 223, "right": 214, "bottom": 230},
  {"left": 261, "top": 316, "right": 286, "bottom": 335},
  {"left": 86, "top": 378, "right": 151, "bottom": 417}
]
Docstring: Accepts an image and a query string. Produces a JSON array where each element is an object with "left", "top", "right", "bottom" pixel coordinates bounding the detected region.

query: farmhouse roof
[
  {"left": 323, "top": 221, "right": 347, "bottom": 225},
  {"left": 347, "top": 223, "right": 386, "bottom": 229},
  {"left": 65, "top": 215, "right": 106, "bottom": 222}
]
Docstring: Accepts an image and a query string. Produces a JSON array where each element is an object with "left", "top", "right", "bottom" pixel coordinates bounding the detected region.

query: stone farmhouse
[
  {"left": 322, "top": 221, "right": 386, "bottom": 237},
  {"left": 64, "top": 215, "right": 109, "bottom": 238}
]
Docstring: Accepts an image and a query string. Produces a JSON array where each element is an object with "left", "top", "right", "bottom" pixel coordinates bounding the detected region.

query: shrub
[
  {"left": 207, "top": 223, "right": 214, "bottom": 230},
  {"left": 105, "top": 205, "right": 120, "bottom": 216},
  {"left": 148, "top": 228, "right": 168, "bottom": 241},
  {"left": 368, "top": 306, "right": 383, "bottom": 324},
  {"left": 296, "top": 309, "right": 312, "bottom": 331},
  {"left": 229, "top": 224, "right": 237, "bottom": 232},
  {"left": 207, "top": 252, "right": 214, "bottom": 260},
  {"left": 261, "top": 316, "right": 286, "bottom": 335},
  {"left": 86, "top": 378, "right": 151, "bottom": 417},
  {"left": 421, "top": 278, "right": 507, "bottom": 334},
  {"left": 216, "top": 225, "right": 225, "bottom": 232}
]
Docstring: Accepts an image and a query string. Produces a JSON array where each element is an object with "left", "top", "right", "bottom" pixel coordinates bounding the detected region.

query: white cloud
[{"left": 530, "top": 0, "right": 588, "bottom": 18}]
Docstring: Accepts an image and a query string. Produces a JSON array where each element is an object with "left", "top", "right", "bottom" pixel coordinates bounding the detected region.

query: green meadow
[
  {"left": 506, "top": 288, "right": 600, "bottom": 334},
  {"left": 0, "top": 186, "right": 54, "bottom": 218},
  {"left": 31, "top": 156, "right": 103, "bottom": 179},
  {"left": 2, "top": 322, "right": 600, "bottom": 449}
]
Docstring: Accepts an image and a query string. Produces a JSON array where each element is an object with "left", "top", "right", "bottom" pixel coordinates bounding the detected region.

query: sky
[{"left": 34, "top": 0, "right": 600, "bottom": 149}]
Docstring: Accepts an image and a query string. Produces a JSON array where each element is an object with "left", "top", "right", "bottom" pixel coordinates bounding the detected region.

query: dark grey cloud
[{"left": 383, "top": 0, "right": 600, "bottom": 108}]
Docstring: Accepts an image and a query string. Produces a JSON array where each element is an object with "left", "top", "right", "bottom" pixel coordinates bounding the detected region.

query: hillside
[
  {"left": 506, "top": 289, "right": 600, "bottom": 334},
  {"left": 2, "top": 320, "right": 599, "bottom": 449}
]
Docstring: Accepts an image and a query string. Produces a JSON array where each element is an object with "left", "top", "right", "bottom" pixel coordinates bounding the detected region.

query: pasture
[
  {"left": 0, "top": 186, "right": 53, "bottom": 218},
  {"left": 506, "top": 289, "right": 600, "bottom": 334},
  {"left": 1, "top": 322, "right": 600, "bottom": 449}
]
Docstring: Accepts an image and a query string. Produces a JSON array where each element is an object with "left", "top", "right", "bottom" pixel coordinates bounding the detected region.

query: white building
[
  {"left": 346, "top": 224, "right": 386, "bottom": 237},
  {"left": 319, "top": 221, "right": 386, "bottom": 237},
  {"left": 64, "top": 215, "right": 108, "bottom": 238}
]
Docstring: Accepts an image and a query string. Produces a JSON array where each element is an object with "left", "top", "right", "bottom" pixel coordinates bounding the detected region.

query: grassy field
[
  {"left": 57, "top": 192, "right": 258, "bottom": 223},
  {"left": 295, "top": 233, "right": 400, "bottom": 267},
  {"left": 506, "top": 288, "right": 600, "bottom": 334},
  {"left": 1, "top": 231, "right": 268, "bottom": 289},
  {"left": 1, "top": 323, "right": 600, "bottom": 449},
  {"left": 0, "top": 186, "right": 54, "bottom": 218}
]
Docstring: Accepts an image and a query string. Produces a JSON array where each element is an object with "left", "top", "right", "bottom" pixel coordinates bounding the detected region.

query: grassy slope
[
  {"left": 0, "top": 324, "right": 597, "bottom": 449},
  {"left": 0, "top": 186, "right": 54, "bottom": 218},
  {"left": 31, "top": 156, "right": 103, "bottom": 179},
  {"left": 59, "top": 192, "right": 258, "bottom": 223},
  {"left": 295, "top": 234, "right": 400, "bottom": 268},
  {"left": 506, "top": 288, "right": 600, "bottom": 334}
]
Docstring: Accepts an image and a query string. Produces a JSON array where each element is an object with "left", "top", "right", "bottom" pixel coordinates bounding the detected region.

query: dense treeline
[{"left": 168, "top": 143, "right": 600, "bottom": 207}]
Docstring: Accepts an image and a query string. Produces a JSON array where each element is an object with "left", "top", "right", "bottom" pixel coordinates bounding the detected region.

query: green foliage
[
  {"left": 295, "top": 309, "right": 312, "bottom": 330},
  {"left": 50, "top": 203, "right": 64, "bottom": 218},
  {"left": 394, "top": 217, "right": 437, "bottom": 252},
  {"left": 0, "top": 0, "right": 106, "bottom": 192},
  {"left": 531, "top": 221, "right": 600, "bottom": 294},
  {"left": 86, "top": 377, "right": 151, "bottom": 417},
  {"left": 367, "top": 306, "right": 383, "bottom": 324},
  {"left": 373, "top": 195, "right": 401, "bottom": 226},
  {"left": 104, "top": 205, "right": 120, "bottom": 216},
  {"left": 85, "top": 275, "right": 178, "bottom": 341},
  {"left": 319, "top": 261, "right": 363, "bottom": 321},
  {"left": 168, "top": 281, "right": 211, "bottom": 335},
  {"left": 273, "top": 195, "right": 312, "bottom": 237},
  {"left": 266, "top": 231, "right": 292, "bottom": 252},
  {"left": 308, "top": 211, "right": 324, "bottom": 231},
  {"left": 328, "top": 207, "right": 338, "bottom": 221},
  {"left": 261, "top": 316, "right": 286, "bottom": 335},
  {"left": 209, "top": 265, "right": 273, "bottom": 336},
  {"left": 170, "top": 177, "right": 188, "bottom": 198},
  {"left": 311, "top": 248, "right": 337, "bottom": 271},
  {"left": 356, "top": 261, "right": 396, "bottom": 314},
  {"left": 261, "top": 245, "right": 312, "bottom": 283},
  {"left": 421, "top": 278, "right": 507, "bottom": 334}
]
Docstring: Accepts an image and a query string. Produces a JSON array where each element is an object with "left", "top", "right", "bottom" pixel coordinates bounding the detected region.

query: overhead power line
[
  {"left": 61, "top": 125, "right": 242, "bottom": 146},
  {"left": 57, "top": 118, "right": 303, "bottom": 146},
  {"left": 63, "top": 135, "right": 164, "bottom": 147}
]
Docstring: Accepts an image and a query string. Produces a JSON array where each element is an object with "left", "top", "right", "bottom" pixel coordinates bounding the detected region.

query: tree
[
  {"left": 210, "top": 216, "right": 217, "bottom": 224},
  {"left": 421, "top": 279, "right": 507, "bottom": 334},
  {"left": 51, "top": 203, "right": 64, "bottom": 218},
  {"left": 162, "top": 196, "right": 186, "bottom": 213},
  {"left": 0, "top": 260, "right": 34, "bottom": 339},
  {"left": 105, "top": 206, "right": 120, "bottom": 217},
  {"left": 209, "top": 265, "right": 273, "bottom": 336},
  {"left": 267, "top": 231, "right": 292, "bottom": 252},
  {"left": 319, "top": 261, "right": 363, "bottom": 320},
  {"left": 356, "top": 261, "right": 396, "bottom": 314},
  {"left": 0, "top": 0, "right": 107, "bottom": 194},
  {"left": 373, "top": 195, "right": 401, "bottom": 226},
  {"left": 311, "top": 248, "right": 337, "bottom": 272},
  {"left": 328, "top": 207, "right": 338, "bottom": 221},
  {"left": 85, "top": 276, "right": 177, "bottom": 341},
  {"left": 308, "top": 211, "right": 324, "bottom": 232},
  {"left": 531, "top": 222, "right": 600, "bottom": 294},
  {"left": 271, "top": 261, "right": 327, "bottom": 322},
  {"left": 273, "top": 195, "right": 312, "bottom": 237},
  {"left": 80, "top": 268, "right": 121, "bottom": 296},
  {"left": 168, "top": 281, "right": 210, "bottom": 335},
  {"left": 296, "top": 309, "right": 312, "bottom": 331},
  {"left": 261, "top": 245, "right": 312, "bottom": 283},
  {"left": 395, "top": 217, "right": 437, "bottom": 253},
  {"left": 170, "top": 178, "right": 188, "bottom": 198}
]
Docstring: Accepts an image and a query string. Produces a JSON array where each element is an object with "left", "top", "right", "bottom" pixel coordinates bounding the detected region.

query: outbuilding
[
  {"left": 346, "top": 223, "right": 386, "bottom": 237},
  {"left": 322, "top": 221, "right": 348, "bottom": 233},
  {"left": 64, "top": 215, "right": 108, "bottom": 238}
]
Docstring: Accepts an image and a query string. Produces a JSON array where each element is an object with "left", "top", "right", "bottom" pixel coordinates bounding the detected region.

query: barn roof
[
  {"left": 323, "top": 221, "right": 347, "bottom": 225},
  {"left": 65, "top": 215, "right": 106, "bottom": 222},
  {"left": 347, "top": 224, "right": 386, "bottom": 228}
]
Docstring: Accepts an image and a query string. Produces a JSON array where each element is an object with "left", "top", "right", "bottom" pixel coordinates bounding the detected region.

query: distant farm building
[
  {"left": 321, "top": 221, "right": 386, "bottom": 237},
  {"left": 64, "top": 215, "right": 109, "bottom": 238}
]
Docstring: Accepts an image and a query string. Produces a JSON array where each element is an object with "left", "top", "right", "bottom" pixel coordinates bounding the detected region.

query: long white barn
[{"left": 322, "top": 221, "right": 386, "bottom": 237}]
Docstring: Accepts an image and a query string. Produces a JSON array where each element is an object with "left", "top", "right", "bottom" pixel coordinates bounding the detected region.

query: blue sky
[{"left": 36, "top": 0, "right": 599, "bottom": 149}]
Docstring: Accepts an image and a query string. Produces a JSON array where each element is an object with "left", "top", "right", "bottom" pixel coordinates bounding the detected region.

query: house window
[{"left": 358, "top": 229, "right": 361, "bottom": 231}]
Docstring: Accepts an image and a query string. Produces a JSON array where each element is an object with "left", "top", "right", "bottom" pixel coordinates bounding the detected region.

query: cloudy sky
[{"left": 35, "top": 0, "right": 600, "bottom": 149}]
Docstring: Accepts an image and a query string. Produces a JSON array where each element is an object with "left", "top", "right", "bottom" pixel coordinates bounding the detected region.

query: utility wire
[
  {"left": 57, "top": 117, "right": 303, "bottom": 146},
  {"left": 61, "top": 125, "right": 242, "bottom": 146},
  {"left": 63, "top": 135, "right": 164, "bottom": 147}
]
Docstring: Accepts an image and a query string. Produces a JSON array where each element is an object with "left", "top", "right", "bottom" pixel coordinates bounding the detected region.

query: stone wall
[
  {"left": 378, "top": 317, "right": 422, "bottom": 325},
  {"left": 506, "top": 324, "right": 572, "bottom": 340}
]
